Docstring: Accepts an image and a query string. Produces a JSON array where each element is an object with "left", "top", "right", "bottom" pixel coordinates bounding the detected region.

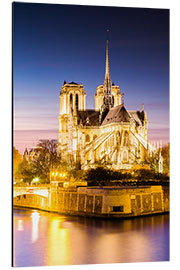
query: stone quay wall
[{"left": 13, "top": 185, "right": 169, "bottom": 218}]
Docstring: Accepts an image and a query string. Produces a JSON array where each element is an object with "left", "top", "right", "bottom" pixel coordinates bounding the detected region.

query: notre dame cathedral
[{"left": 58, "top": 37, "right": 155, "bottom": 170}]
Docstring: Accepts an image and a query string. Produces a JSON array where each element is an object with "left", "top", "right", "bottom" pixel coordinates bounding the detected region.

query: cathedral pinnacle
[
  {"left": 105, "top": 29, "right": 110, "bottom": 81},
  {"left": 103, "top": 29, "right": 114, "bottom": 109}
]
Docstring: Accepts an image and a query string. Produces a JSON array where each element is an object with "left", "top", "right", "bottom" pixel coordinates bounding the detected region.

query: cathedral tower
[
  {"left": 58, "top": 81, "right": 86, "bottom": 156},
  {"left": 59, "top": 81, "right": 86, "bottom": 115}
]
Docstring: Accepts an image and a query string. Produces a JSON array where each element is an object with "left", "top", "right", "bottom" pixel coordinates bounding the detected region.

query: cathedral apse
[{"left": 58, "top": 34, "right": 155, "bottom": 170}]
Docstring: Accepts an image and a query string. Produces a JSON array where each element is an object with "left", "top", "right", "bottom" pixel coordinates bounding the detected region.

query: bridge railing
[{"left": 13, "top": 183, "right": 51, "bottom": 188}]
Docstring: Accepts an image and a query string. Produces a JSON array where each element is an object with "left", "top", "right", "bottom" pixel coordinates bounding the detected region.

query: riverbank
[{"left": 13, "top": 185, "right": 169, "bottom": 219}]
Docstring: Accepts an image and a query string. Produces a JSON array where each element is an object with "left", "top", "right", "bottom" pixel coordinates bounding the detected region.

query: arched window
[
  {"left": 123, "top": 150, "right": 128, "bottom": 162},
  {"left": 124, "top": 131, "right": 129, "bottom": 146},
  {"left": 75, "top": 94, "right": 79, "bottom": 111},
  {"left": 86, "top": 134, "right": 90, "bottom": 143},
  {"left": 93, "top": 135, "right": 97, "bottom": 141},
  {"left": 116, "top": 131, "right": 121, "bottom": 145},
  {"left": 70, "top": 93, "right": 73, "bottom": 109}
]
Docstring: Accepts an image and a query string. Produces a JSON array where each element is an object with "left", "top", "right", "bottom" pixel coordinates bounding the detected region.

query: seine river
[{"left": 13, "top": 207, "right": 169, "bottom": 267}]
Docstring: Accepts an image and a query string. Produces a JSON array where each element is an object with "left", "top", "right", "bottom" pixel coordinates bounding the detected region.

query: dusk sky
[{"left": 13, "top": 2, "right": 169, "bottom": 154}]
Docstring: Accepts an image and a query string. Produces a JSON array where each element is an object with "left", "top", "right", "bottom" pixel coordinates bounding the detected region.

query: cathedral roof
[
  {"left": 76, "top": 106, "right": 144, "bottom": 128},
  {"left": 77, "top": 110, "right": 100, "bottom": 127},
  {"left": 69, "top": 81, "right": 78, "bottom": 85},
  {"left": 128, "top": 111, "right": 145, "bottom": 126},
  {"left": 63, "top": 81, "right": 81, "bottom": 86},
  {"left": 101, "top": 104, "right": 131, "bottom": 126}
]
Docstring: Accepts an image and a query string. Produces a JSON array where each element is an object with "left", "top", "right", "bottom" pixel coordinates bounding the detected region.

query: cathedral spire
[
  {"left": 105, "top": 30, "right": 110, "bottom": 81},
  {"left": 103, "top": 29, "right": 113, "bottom": 108}
]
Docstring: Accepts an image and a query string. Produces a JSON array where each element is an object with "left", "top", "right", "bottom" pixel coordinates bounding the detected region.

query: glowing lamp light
[
  {"left": 63, "top": 182, "right": 69, "bottom": 188},
  {"left": 32, "top": 177, "right": 39, "bottom": 183},
  {"left": 52, "top": 172, "right": 54, "bottom": 176},
  {"left": 63, "top": 173, "right": 66, "bottom": 177},
  {"left": 60, "top": 173, "right": 62, "bottom": 177},
  {"left": 56, "top": 172, "right": 58, "bottom": 176}
]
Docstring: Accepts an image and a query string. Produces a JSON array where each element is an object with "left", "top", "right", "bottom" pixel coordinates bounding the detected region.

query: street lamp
[
  {"left": 32, "top": 177, "right": 39, "bottom": 184},
  {"left": 50, "top": 170, "right": 67, "bottom": 186}
]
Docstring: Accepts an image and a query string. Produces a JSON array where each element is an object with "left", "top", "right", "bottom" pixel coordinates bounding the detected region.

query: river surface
[{"left": 13, "top": 207, "right": 169, "bottom": 267}]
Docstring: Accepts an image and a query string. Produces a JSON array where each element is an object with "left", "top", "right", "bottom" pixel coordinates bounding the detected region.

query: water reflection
[
  {"left": 31, "top": 211, "right": 40, "bottom": 243},
  {"left": 13, "top": 208, "right": 169, "bottom": 267},
  {"left": 47, "top": 219, "right": 70, "bottom": 265},
  {"left": 17, "top": 220, "right": 23, "bottom": 231}
]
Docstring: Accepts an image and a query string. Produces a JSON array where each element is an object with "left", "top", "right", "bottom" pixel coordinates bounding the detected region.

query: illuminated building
[
  {"left": 23, "top": 146, "right": 42, "bottom": 161},
  {"left": 58, "top": 36, "right": 154, "bottom": 170}
]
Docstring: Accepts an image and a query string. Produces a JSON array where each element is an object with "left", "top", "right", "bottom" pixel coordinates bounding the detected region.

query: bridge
[
  {"left": 13, "top": 185, "right": 52, "bottom": 211},
  {"left": 13, "top": 185, "right": 50, "bottom": 199}
]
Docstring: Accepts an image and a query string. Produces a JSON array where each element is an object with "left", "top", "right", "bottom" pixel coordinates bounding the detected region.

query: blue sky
[{"left": 13, "top": 2, "right": 169, "bottom": 153}]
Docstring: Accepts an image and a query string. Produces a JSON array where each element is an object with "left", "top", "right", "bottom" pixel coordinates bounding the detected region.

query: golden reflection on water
[
  {"left": 17, "top": 220, "right": 23, "bottom": 231},
  {"left": 46, "top": 218, "right": 70, "bottom": 266},
  {"left": 92, "top": 229, "right": 151, "bottom": 263},
  {"left": 31, "top": 211, "right": 40, "bottom": 243},
  {"left": 13, "top": 208, "right": 169, "bottom": 267}
]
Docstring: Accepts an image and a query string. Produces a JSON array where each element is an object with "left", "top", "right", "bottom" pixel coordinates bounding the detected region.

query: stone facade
[{"left": 58, "top": 38, "right": 155, "bottom": 170}]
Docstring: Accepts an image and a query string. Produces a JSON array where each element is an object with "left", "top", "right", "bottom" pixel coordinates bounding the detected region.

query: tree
[
  {"left": 84, "top": 166, "right": 126, "bottom": 186},
  {"left": 84, "top": 167, "right": 112, "bottom": 186},
  {"left": 148, "top": 143, "right": 170, "bottom": 176},
  {"left": 84, "top": 166, "right": 169, "bottom": 187},
  {"left": 30, "top": 139, "right": 62, "bottom": 183},
  {"left": 148, "top": 151, "right": 159, "bottom": 172},
  {"left": 67, "top": 168, "right": 85, "bottom": 182},
  {"left": 16, "top": 159, "right": 34, "bottom": 183},
  {"left": 15, "top": 140, "right": 62, "bottom": 184},
  {"left": 161, "top": 143, "right": 170, "bottom": 176},
  {"left": 13, "top": 147, "right": 22, "bottom": 182}
]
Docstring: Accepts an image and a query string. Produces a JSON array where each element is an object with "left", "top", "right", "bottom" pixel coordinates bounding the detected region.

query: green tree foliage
[
  {"left": 16, "top": 140, "right": 62, "bottom": 184},
  {"left": 84, "top": 166, "right": 169, "bottom": 187},
  {"left": 30, "top": 140, "right": 61, "bottom": 183},
  {"left": 13, "top": 147, "right": 22, "bottom": 181},
  {"left": 67, "top": 168, "right": 85, "bottom": 182},
  {"left": 84, "top": 167, "right": 130, "bottom": 186},
  {"left": 84, "top": 167, "right": 112, "bottom": 186},
  {"left": 16, "top": 159, "right": 34, "bottom": 183},
  {"left": 148, "top": 143, "right": 170, "bottom": 176},
  {"left": 161, "top": 143, "right": 170, "bottom": 175},
  {"left": 148, "top": 152, "right": 159, "bottom": 172}
]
